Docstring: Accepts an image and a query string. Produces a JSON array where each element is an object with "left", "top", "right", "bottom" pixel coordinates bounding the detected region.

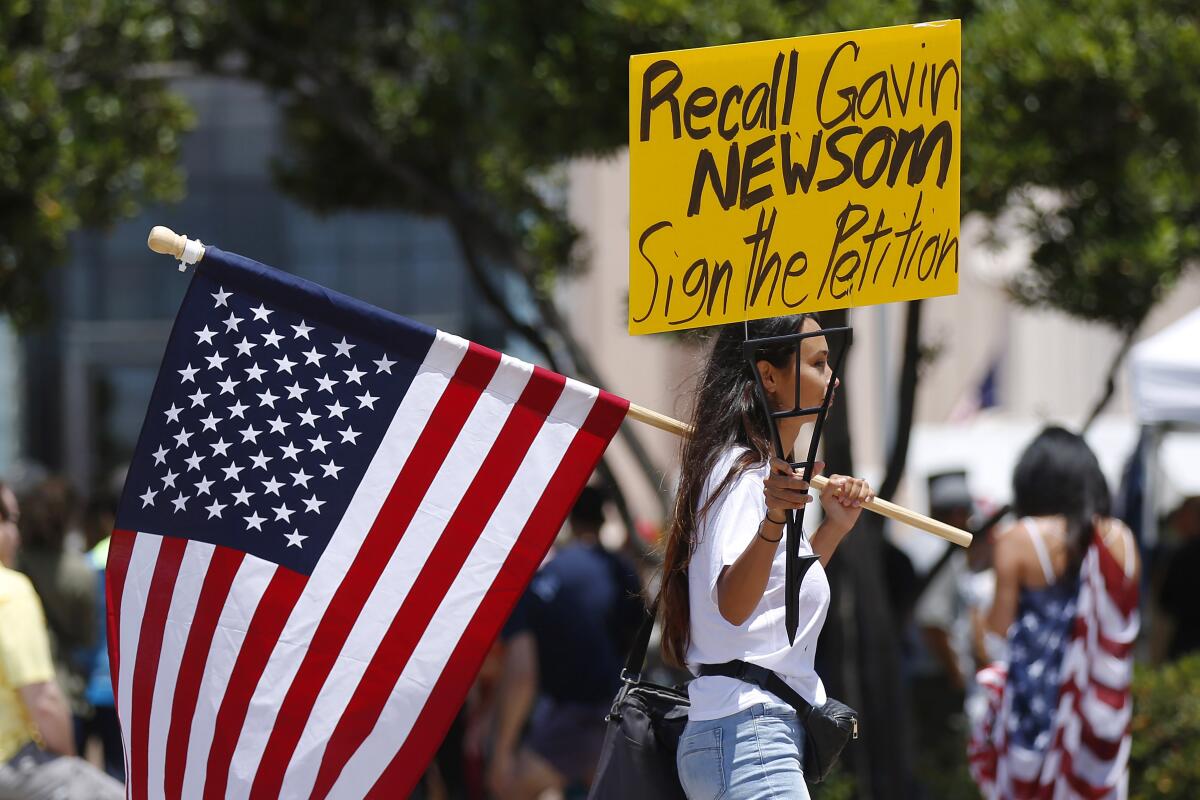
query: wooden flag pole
[
  {"left": 147, "top": 226, "right": 972, "bottom": 549},
  {"left": 627, "top": 402, "right": 971, "bottom": 548},
  {"left": 148, "top": 225, "right": 205, "bottom": 268}
]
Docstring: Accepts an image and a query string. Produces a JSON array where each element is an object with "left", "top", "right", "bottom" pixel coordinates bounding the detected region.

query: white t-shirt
[{"left": 684, "top": 447, "right": 830, "bottom": 721}]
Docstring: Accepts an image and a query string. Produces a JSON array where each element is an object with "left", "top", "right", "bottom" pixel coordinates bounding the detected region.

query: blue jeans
[{"left": 675, "top": 702, "right": 810, "bottom": 800}]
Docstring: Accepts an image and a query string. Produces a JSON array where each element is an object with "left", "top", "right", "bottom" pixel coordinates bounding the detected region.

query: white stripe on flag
[
  {"left": 116, "top": 533, "right": 163, "bottom": 777},
  {"left": 277, "top": 353, "right": 543, "bottom": 798},
  {"left": 146, "top": 541, "right": 215, "bottom": 798},
  {"left": 326, "top": 379, "right": 600, "bottom": 798},
  {"left": 179, "top": 555, "right": 276, "bottom": 800},
  {"left": 222, "top": 332, "right": 469, "bottom": 796}
]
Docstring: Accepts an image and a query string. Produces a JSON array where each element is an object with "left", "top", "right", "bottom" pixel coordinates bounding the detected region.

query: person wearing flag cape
[{"left": 656, "top": 313, "right": 873, "bottom": 798}]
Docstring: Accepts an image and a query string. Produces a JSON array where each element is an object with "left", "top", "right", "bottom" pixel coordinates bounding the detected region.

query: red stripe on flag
[
  {"left": 1071, "top": 617, "right": 1134, "bottom": 659},
  {"left": 308, "top": 366, "right": 580, "bottom": 800},
  {"left": 245, "top": 344, "right": 502, "bottom": 799},
  {"left": 105, "top": 530, "right": 137, "bottom": 697},
  {"left": 128, "top": 536, "right": 188, "bottom": 800},
  {"left": 1093, "top": 535, "right": 1138, "bottom": 615},
  {"left": 1059, "top": 748, "right": 1118, "bottom": 800},
  {"left": 309, "top": 371, "right": 609, "bottom": 796},
  {"left": 163, "top": 546, "right": 246, "bottom": 800},
  {"left": 368, "top": 390, "right": 629, "bottom": 798},
  {"left": 201, "top": 566, "right": 306, "bottom": 800}
]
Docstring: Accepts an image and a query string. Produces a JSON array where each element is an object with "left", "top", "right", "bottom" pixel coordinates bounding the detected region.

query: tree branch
[
  {"left": 211, "top": 7, "right": 671, "bottom": 535},
  {"left": 878, "top": 299, "right": 923, "bottom": 502},
  {"left": 1081, "top": 322, "right": 1140, "bottom": 434}
]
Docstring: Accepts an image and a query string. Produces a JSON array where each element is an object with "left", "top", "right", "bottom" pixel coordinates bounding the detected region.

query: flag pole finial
[{"left": 148, "top": 226, "right": 205, "bottom": 271}]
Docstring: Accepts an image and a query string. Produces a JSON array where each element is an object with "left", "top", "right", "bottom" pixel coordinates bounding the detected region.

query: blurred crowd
[
  {"left": 1, "top": 456, "right": 1197, "bottom": 799},
  {"left": 0, "top": 472, "right": 124, "bottom": 797}
]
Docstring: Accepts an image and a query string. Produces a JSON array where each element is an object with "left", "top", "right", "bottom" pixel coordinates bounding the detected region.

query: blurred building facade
[{"left": 7, "top": 75, "right": 502, "bottom": 492}]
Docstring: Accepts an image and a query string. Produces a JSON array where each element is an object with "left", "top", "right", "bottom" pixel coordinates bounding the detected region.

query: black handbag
[
  {"left": 698, "top": 659, "right": 858, "bottom": 783},
  {"left": 588, "top": 607, "right": 689, "bottom": 800}
]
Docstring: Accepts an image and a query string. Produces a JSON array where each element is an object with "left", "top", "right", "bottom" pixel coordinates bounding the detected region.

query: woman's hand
[
  {"left": 818, "top": 474, "right": 874, "bottom": 535},
  {"left": 763, "top": 457, "right": 816, "bottom": 520}
]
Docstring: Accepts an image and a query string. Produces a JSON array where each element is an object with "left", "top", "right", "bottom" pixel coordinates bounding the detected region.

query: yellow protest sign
[{"left": 628, "top": 20, "right": 960, "bottom": 335}]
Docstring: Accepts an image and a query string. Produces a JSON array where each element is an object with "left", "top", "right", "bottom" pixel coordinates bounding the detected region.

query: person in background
[
  {"left": 915, "top": 471, "right": 994, "bottom": 697},
  {"left": 0, "top": 479, "right": 124, "bottom": 799},
  {"left": 15, "top": 478, "right": 96, "bottom": 727},
  {"left": 1156, "top": 496, "right": 1200, "bottom": 661},
  {"left": 78, "top": 492, "right": 123, "bottom": 781},
  {"left": 488, "top": 485, "right": 644, "bottom": 800},
  {"left": 970, "top": 427, "right": 1139, "bottom": 798}
]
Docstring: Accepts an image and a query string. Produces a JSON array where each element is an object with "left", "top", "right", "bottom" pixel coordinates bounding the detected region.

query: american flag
[
  {"left": 108, "top": 247, "right": 627, "bottom": 799},
  {"left": 968, "top": 528, "right": 1139, "bottom": 798}
]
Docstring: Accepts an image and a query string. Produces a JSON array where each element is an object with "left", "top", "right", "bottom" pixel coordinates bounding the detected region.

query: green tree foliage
[
  {"left": 179, "top": 1, "right": 809, "bottom": 308},
  {"left": 1130, "top": 654, "right": 1200, "bottom": 798},
  {"left": 0, "top": 0, "right": 193, "bottom": 328},
  {"left": 961, "top": 0, "right": 1200, "bottom": 331}
]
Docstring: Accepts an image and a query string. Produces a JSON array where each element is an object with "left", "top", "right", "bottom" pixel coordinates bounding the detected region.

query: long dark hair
[
  {"left": 1012, "top": 426, "right": 1111, "bottom": 578},
  {"left": 658, "top": 314, "right": 817, "bottom": 667}
]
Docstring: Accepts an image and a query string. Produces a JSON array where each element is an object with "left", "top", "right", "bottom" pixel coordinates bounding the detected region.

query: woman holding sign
[{"left": 657, "top": 314, "right": 872, "bottom": 798}]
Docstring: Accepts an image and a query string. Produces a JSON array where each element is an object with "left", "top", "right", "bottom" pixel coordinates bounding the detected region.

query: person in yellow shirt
[{"left": 0, "top": 480, "right": 123, "bottom": 799}]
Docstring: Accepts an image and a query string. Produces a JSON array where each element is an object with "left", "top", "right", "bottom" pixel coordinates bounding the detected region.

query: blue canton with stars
[
  {"left": 1005, "top": 578, "right": 1079, "bottom": 752},
  {"left": 116, "top": 247, "right": 437, "bottom": 575}
]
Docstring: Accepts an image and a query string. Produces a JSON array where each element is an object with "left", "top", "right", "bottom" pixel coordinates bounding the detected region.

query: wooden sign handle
[{"left": 627, "top": 402, "right": 972, "bottom": 547}]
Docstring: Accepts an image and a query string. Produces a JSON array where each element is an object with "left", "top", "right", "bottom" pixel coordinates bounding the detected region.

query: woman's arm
[
  {"left": 985, "top": 529, "right": 1022, "bottom": 639},
  {"left": 715, "top": 458, "right": 811, "bottom": 626},
  {"left": 715, "top": 517, "right": 789, "bottom": 626},
  {"left": 810, "top": 474, "right": 873, "bottom": 566},
  {"left": 716, "top": 461, "right": 871, "bottom": 622}
]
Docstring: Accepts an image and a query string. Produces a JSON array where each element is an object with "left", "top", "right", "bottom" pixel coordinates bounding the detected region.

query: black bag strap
[
  {"left": 621, "top": 599, "right": 658, "bottom": 683},
  {"left": 697, "top": 660, "right": 814, "bottom": 721}
]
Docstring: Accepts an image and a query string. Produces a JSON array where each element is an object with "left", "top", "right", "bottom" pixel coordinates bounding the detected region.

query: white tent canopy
[
  {"left": 1130, "top": 307, "right": 1200, "bottom": 426},
  {"left": 1128, "top": 306, "right": 1200, "bottom": 546}
]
